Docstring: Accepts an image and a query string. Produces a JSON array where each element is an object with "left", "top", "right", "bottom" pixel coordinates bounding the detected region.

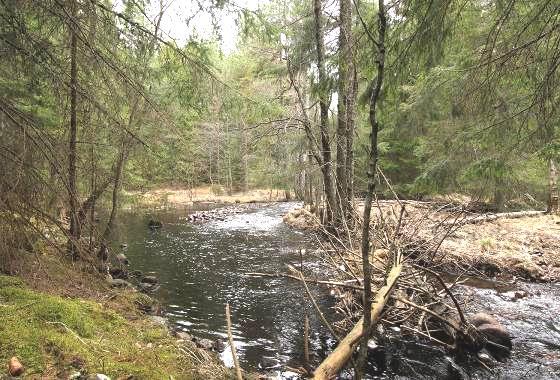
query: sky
[{"left": 141, "top": 0, "right": 268, "bottom": 54}]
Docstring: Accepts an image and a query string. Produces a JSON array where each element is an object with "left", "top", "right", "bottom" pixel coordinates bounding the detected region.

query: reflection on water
[{"left": 114, "top": 202, "right": 336, "bottom": 373}]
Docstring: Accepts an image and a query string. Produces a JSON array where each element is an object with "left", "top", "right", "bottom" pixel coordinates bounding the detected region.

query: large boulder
[{"left": 471, "top": 312, "right": 512, "bottom": 360}]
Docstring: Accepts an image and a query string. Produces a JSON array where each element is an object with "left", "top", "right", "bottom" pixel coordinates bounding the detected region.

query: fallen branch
[
  {"left": 312, "top": 259, "right": 403, "bottom": 380},
  {"left": 225, "top": 303, "right": 243, "bottom": 380},
  {"left": 244, "top": 272, "right": 363, "bottom": 290}
]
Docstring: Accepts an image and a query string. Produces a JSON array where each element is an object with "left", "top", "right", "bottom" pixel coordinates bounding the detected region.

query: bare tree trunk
[
  {"left": 243, "top": 120, "right": 249, "bottom": 192},
  {"left": 336, "top": 0, "right": 352, "bottom": 223},
  {"left": 67, "top": 0, "right": 80, "bottom": 258},
  {"left": 101, "top": 139, "right": 128, "bottom": 245},
  {"left": 357, "top": 0, "right": 386, "bottom": 376},
  {"left": 313, "top": 0, "right": 338, "bottom": 226},
  {"left": 548, "top": 158, "right": 559, "bottom": 214}
]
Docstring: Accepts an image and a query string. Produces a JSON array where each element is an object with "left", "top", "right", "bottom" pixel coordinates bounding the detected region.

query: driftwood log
[
  {"left": 442, "top": 210, "right": 544, "bottom": 227},
  {"left": 312, "top": 259, "right": 403, "bottom": 380}
]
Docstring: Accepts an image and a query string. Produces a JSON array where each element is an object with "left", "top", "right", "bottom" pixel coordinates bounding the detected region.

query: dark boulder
[{"left": 148, "top": 219, "right": 162, "bottom": 229}]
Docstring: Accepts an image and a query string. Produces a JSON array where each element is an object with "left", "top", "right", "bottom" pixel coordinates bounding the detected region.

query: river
[
  {"left": 114, "top": 202, "right": 560, "bottom": 379},
  {"left": 114, "top": 202, "right": 336, "bottom": 376}
]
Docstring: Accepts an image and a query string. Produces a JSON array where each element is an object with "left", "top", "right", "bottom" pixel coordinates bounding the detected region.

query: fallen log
[
  {"left": 312, "top": 260, "right": 403, "bottom": 380},
  {"left": 441, "top": 210, "right": 545, "bottom": 227}
]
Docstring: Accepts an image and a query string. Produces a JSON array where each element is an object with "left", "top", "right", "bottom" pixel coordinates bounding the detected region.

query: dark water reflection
[{"left": 114, "top": 202, "right": 336, "bottom": 374}]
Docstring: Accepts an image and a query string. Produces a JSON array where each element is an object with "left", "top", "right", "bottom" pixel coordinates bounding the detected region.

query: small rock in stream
[
  {"left": 214, "top": 338, "right": 226, "bottom": 352},
  {"left": 477, "top": 349, "right": 497, "bottom": 366},
  {"left": 141, "top": 275, "right": 158, "bottom": 284},
  {"left": 148, "top": 220, "right": 162, "bottom": 229},
  {"left": 259, "top": 357, "right": 280, "bottom": 370},
  {"left": 195, "top": 338, "right": 214, "bottom": 350}
]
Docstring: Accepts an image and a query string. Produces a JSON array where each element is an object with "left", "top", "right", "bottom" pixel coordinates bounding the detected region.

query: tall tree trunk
[
  {"left": 336, "top": 0, "right": 352, "bottom": 223},
  {"left": 357, "top": 0, "right": 386, "bottom": 376},
  {"left": 67, "top": 0, "right": 80, "bottom": 258},
  {"left": 548, "top": 158, "right": 559, "bottom": 214},
  {"left": 101, "top": 140, "right": 127, "bottom": 245},
  {"left": 313, "top": 0, "right": 338, "bottom": 225}
]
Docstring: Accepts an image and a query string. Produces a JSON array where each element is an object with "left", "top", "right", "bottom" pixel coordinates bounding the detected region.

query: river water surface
[
  {"left": 115, "top": 202, "right": 560, "bottom": 379},
  {"left": 115, "top": 202, "right": 335, "bottom": 375}
]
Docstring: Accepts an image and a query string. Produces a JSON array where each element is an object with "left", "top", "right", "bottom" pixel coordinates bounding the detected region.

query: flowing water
[
  {"left": 114, "top": 202, "right": 560, "bottom": 379},
  {"left": 114, "top": 202, "right": 336, "bottom": 376}
]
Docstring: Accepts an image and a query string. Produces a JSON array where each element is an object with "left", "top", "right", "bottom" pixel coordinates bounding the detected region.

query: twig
[{"left": 225, "top": 303, "right": 243, "bottom": 380}]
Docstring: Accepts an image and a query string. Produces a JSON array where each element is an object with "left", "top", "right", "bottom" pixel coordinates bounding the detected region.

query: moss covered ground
[{"left": 0, "top": 273, "right": 229, "bottom": 379}]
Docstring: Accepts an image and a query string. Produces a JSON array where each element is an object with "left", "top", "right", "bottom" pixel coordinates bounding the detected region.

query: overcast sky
[{"left": 139, "top": 0, "right": 268, "bottom": 54}]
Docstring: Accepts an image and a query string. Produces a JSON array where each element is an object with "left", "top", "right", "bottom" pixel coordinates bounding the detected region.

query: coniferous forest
[{"left": 1, "top": 1, "right": 559, "bottom": 379}]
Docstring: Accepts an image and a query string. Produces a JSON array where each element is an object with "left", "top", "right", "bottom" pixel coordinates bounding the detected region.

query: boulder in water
[
  {"left": 148, "top": 219, "right": 162, "bottom": 229},
  {"left": 214, "top": 338, "right": 225, "bottom": 352},
  {"left": 109, "top": 268, "right": 128, "bottom": 280},
  {"left": 195, "top": 338, "right": 214, "bottom": 350},
  {"left": 471, "top": 312, "right": 499, "bottom": 327}
]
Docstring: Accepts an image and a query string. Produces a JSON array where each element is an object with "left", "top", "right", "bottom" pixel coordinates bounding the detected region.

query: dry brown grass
[
  {"left": 439, "top": 214, "right": 560, "bottom": 281},
  {"left": 125, "top": 186, "right": 291, "bottom": 208},
  {"left": 357, "top": 201, "right": 560, "bottom": 281}
]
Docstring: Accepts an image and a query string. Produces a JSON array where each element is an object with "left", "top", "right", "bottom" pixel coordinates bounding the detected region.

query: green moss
[{"left": 0, "top": 275, "right": 209, "bottom": 379}]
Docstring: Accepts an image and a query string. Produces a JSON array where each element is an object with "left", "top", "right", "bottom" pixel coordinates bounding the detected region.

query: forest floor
[
  {"left": 124, "top": 186, "right": 291, "bottom": 208},
  {"left": 0, "top": 251, "right": 233, "bottom": 379},
  {"left": 284, "top": 201, "right": 560, "bottom": 282}
]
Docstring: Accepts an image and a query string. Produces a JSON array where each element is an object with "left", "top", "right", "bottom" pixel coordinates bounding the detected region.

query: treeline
[
  {"left": 0, "top": 0, "right": 559, "bottom": 260},
  {"left": 273, "top": 0, "right": 559, "bottom": 220}
]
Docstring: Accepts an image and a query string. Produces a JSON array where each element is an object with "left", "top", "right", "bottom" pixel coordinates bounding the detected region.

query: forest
[{"left": 0, "top": 0, "right": 559, "bottom": 379}]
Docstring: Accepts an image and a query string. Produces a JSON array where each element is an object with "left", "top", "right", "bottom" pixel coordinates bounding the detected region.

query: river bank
[
  {"left": 123, "top": 186, "right": 292, "bottom": 209},
  {"left": 284, "top": 201, "right": 560, "bottom": 281},
  {"left": 0, "top": 250, "right": 232, "bottom": 379}
]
